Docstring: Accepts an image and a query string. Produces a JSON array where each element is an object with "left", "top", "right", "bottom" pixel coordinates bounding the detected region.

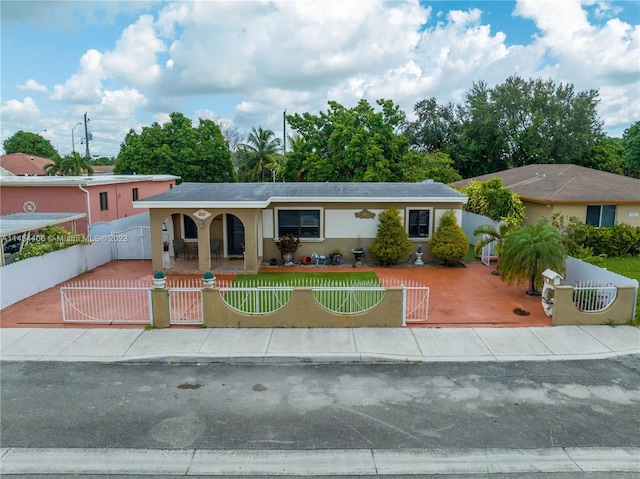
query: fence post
[{"left": 150, "top": 288, "right": 170, "bottom": 328}]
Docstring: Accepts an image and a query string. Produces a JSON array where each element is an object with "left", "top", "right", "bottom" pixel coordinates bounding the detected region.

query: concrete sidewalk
[{"left": 1, "top": 325, "right": 638, "bottom": 363}]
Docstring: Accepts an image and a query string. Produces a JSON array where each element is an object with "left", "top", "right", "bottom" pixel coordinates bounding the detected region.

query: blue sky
[{"left": 1, "top": 0, "right": 639, "bottom": 159}]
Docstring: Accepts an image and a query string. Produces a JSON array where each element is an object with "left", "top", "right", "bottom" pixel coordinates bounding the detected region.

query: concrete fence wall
[
  {"left": 151, "top": 287, "right": 404, "bottom": 328},
  {"left": 0, "top": 242, "right": 112, "bottom": 309},
  {"left": 552, "top": 285, "right": 637, "bottom": 325}
]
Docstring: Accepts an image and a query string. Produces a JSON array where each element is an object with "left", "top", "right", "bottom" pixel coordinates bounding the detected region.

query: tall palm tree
[
  {"left": 240, "top": 127, "right": 281, "bottom": 182},
  {"left": 499, "top": 217, "right": 567, "bottom": 295}
]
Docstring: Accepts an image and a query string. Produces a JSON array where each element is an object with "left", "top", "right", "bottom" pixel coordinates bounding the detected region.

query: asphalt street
[{"left": 1, "top": 358, "right": 639, "bottom": 476}]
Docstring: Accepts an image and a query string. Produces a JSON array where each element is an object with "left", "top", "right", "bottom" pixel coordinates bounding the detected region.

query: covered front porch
[{"left": 150, "top": 207, "right": 262, "bottom": 274}]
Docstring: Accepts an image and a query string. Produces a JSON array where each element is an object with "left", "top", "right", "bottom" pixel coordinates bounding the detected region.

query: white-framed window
[
  {"left": 275, "top": 208, "right": 323, "bottom": 239},
  {"left": 406, "top": 208, "right": 432, "bottom": 238},
  {"left": 586, "top": 205, "right": 616, "bottom": 227}
]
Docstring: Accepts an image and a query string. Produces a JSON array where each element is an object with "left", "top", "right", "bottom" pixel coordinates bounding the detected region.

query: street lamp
[
  {"left": 72, "top": 123, "right": 82, "bottom": 153},
  {"left": 36, "top": 129, "right": 47, "bottom": 135}
]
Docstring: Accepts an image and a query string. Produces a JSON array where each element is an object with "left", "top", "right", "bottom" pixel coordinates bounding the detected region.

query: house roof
[
  {"left": 0, "top": 212, "right": 86, "bottom": 238},
  {"left": 0, "top": 174, "right": 179, "bottom": 187},
  {"left": 134, "top": 181, "right": 468, "bottom": 209},
  {"left": 0, "top": 153, "right": 53, "bottom": 176},
  {"left": 451, "top": 164, "right": 640, "bottom": 204}
]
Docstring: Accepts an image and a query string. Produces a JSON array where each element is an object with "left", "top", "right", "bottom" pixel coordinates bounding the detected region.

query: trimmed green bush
[
  {"left": 369, "top": 207, "right": 412, "bottom": 266},
  {"left": 430, "top": 210, "right": 469, "bottom": 265}
]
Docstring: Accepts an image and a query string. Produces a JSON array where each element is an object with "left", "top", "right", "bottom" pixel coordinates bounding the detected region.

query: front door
[{"left": 227, "top": 215, "right": 245, "bottom": 255}]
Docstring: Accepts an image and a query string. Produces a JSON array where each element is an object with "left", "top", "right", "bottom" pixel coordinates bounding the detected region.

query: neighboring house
[
  {"left": 0, "top": 153, "right": 53, "bottom": 176},
  {"left": 0, "top": 175, "right": 179, "bottom": 234},
  {"left": 134, "top": 181, "right": 468, "bottom": 273},
  {"left": 451, "top": 164, "right": 640, "bottom": 227}
]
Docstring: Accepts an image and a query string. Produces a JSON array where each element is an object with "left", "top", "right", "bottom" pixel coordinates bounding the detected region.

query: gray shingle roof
[
  {"left": 451, "top": 164, "right": 640, "bottom": 204},
  {"left": 135, "top": 182, "right": 467, "bottom": 207}
]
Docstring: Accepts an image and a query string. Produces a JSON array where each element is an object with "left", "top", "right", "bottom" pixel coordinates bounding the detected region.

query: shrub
[
  {"left": 430, "top": 210, "right": 469, "bottom": 265},
  {"left": 275, "top": 233, "right": 301, "bottom": 254},
  {"left": 369, "top": 207, "right": 412, "bottom": 266},
  {"left": 14, "top": 225, "right": 89, "bottom": 261}
]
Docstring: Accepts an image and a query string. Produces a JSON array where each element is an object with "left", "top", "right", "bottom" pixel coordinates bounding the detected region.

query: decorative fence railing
[
  {"left": 312, "top": 287, "right": 386, "bottom": 314},
  {"left": 168, "top": 279, "right": 203, "bottom": 324},
  {"left": 218, "top": 286, "right": 294, "bottom": 314},
  {"left": 58, "top": 277, "right": 429, "bottom": 327},
  {"left": 61, "top": 279, "right": 152, "bottom": 324},
  {"left": 572, "top": 281, "right": 617, "bottom": 312}
]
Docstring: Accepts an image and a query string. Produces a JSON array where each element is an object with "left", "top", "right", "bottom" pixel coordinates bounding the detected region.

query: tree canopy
[
  {"left": 283, "top": 99, "right": 409, "bottom": 182},
  {"left": 113, "top": 112, "right": 236, "bottom": 183},
  {"left": 3, "top": 131, "right": 58, "bottom": 159},
  {"left": 623, "top": 121, "right": 640, "bottom": 177},
  {"left": 406, "top": 75, "right": 605, "bottom": 178}
]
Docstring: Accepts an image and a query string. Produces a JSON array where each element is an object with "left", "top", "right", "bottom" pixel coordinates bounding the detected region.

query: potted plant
[
  {"left": 276, "top": 233, "right": 301, "bottom": 265},
  {"left": 202, "top": 271, "right": 215, "bottom": 289},
  {"left": 351, "top": 247, "right": 364, "bottom": 262},
  {"left": 329, "top": 248, "right": 343, "bottom": 265},
  {"left": 153, "top": 271, "right": 166, "bottom": 289}
]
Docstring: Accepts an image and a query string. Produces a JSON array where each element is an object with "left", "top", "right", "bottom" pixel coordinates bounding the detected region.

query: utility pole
[
  {"left": 283, "top": 109, "right": 287, "bottom": 153},
  {"left": 83, "top": 112, "right": 91, "bottom": 159}
]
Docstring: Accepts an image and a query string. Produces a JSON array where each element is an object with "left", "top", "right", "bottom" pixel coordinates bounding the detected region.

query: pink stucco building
[{"left": 0, "top": 175, "right": 178, "bottom": 234}]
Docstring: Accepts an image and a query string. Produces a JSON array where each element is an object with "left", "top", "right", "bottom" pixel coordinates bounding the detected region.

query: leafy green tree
[
  {"left": 407, "top": 77, "right": 604, "bottom": 177},
  {"left": 239, "top": 127, "right": 282, "bottom": 182},
  {"left": 3, "top": 130, "right": 58, "bottom": 158},
  {"left": 584, "top": 137, "right": 626, "bottom": 175},
  {"left": 114, "top": 113, "right": 235, "bottom": 183},
  {"left": 429, "top": 210, "right": 469, "bottom": 266},
  {"left": 284, "top": 99, "right": 408, "bottom": 182},
  {"left": 404, "top": 98, "right": 460, "bottom": 155},
  {"left": 488, "top": 76, "right": 602, "bottom": 168},
  {"left": 499, "top": 217, "right": 566, "bottom": 295},
  {"left": 459, "top": 178, "right": 525, "bottom": 224},
  {"left": 622, "top": 121, "right": 640, "bottom": 178},
  {"left": 369, "top": 207, "right": 412, "bottom": 266},
  {"left": 397, "top": 150, "right": 462, "bottom": 183}
]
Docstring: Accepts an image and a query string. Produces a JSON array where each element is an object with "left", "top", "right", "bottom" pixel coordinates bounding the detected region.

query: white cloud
[
  {"left": 50, "top": 49, "right": 104, "bottom": 103},
  {"left": 102, "top": 15, "right": 166, "bottom": 88},
  {"left": 17, "top": 79, "right": 48, "bottom": 93},
  {"left": 1, "top": 97, "right": 40, "bottom": 122}
]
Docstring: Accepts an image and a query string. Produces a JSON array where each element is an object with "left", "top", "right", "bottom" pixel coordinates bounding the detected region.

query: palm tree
[
  {"left": 43, "top": 155, "right": 66, "bottom": 176},
  {"left": 240, "top": 127, "right": 281, "bottom": 182},
  {"left": 62, "top": 152, "right": 94, "bottom": 176},
  {"left": 499, "top": 217, "right": 567, "bottom": 296},
  {"left": 473, "top": 220, "right": 517, "bottom": 275}
]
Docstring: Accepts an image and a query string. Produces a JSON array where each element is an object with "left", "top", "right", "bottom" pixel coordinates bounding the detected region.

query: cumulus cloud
[
  {"left": 1, "top": 97, "right": 40, "bottom": 121},
  {"left": 17, "top": 79, "right": 48, "bottom": 93},
  {"left": 102, "top": 15, "right": 166, "bottom": 88},
  {"left": 3, "top": 0, "right": 637, "bottom": 155},
  {"left": 50, "top": 49, "right": 104, "bottom": 103}
]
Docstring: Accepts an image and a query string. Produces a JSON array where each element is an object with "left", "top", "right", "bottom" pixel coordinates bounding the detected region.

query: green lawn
[
  {"left": 233, "top": 271, "right": 380, "bottom": 285},
  {"left": 225, "top": 271, "right": 383, "bottom": 314},
  {"left": 601, "top": 256, "right": 640, "bottom": 325}
]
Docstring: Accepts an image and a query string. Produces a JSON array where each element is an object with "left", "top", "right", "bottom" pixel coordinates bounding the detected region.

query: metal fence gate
[
  {"left": 168, "top": 280, "right": 203, "bottom": 325},
  {"left": 112, "top": 225, "right": 152, "bottom": 260},
  {"left": 60, "top": 279, "right": 152, "bottom": 324},
  {"left": 403, "top": 286, "right": 430, "bottom": 325}
]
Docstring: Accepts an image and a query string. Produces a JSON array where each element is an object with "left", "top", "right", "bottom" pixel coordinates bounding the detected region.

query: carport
[{"left": 0, "top": 212, "right": 86, "bottom": 266}]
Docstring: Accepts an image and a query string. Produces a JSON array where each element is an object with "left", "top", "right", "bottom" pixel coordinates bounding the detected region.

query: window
[
  {"left": 277, "top": 210, "right": 320, "bottom": 238},
  {"left": 408, "top": 209, "right": 430, "bottom": 237},
  {"left": 183, "top": 215, "right": 197, "bottom": 239},
  {"left": 586, "top": 205, "right": 616, "bottom": 227},
  {"left": 99, "top": 192, "right": 108, "bottom": 211},
  {"left": 132, "top": 188, "right": 139, "bottom": 201}
]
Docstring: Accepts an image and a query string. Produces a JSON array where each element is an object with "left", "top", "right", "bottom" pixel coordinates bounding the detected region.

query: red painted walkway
[{"left": 0, "top": 260, "right": 551, "bottom": 328}]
